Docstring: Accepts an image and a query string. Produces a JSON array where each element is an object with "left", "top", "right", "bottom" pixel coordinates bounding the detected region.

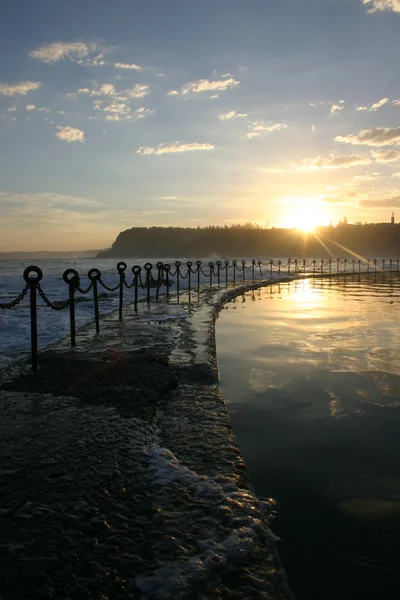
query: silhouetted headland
[{"left": 97, "top": 220, "right": 400, "bottom": 259}]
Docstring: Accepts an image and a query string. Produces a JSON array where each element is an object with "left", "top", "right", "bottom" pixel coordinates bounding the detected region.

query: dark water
[{"left": 216, "top": 275, "right": 400, "bottom": 600}]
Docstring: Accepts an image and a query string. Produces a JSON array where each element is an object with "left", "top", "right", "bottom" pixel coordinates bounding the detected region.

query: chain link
[
  {"left": 37, "top": 284, "right": 71, "bottom": 310},
  {"left": 0, "top": 284, "right": 29, "bottom": 309},
  {"left": 76, "top": 281, "right": 94, "bottom": 295},
  {"left": 98, "top": 277, "right": 120, "bottom": 292}
]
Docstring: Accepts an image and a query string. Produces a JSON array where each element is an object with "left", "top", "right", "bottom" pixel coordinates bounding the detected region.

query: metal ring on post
[
  {"left": 63, "top": 268, "right": 80, "bottom": 288},
  {"left": 23, "top": 266, "right": 43, "bottom": 284},
  {"left": 88, "top": 268, "right": 101, "bottom": 281},
  {"left": 117, "top": 261, "right": 127, "bottom": 274}
]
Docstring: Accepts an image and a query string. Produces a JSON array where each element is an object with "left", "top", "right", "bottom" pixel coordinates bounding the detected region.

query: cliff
[{"left": 97, "top": 223, "right": 400, "bottom": 259}]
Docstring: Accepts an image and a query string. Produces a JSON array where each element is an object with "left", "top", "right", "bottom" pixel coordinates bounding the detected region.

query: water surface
[{"left": 217, "top": 275, "right": 400, "bottom": 599}]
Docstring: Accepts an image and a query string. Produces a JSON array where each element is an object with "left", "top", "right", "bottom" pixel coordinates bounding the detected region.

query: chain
[
  {"left": 0, "top": 284, "right": 29, "bottom": 309},
  {"left": 98, "top": 278, "right": 120, "bottom": 292},
  {"left": 37, "top": 284, "right": 71, "bottom": 310},
  {"left": 76, "top": 281, "right": 94, "bottom": 295},
  {"left": 123, "top": 277, "right": 136, "bottom": 289}
]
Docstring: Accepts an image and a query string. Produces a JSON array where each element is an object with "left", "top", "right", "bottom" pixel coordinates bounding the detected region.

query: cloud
[
  {"left": 78, "top": 83, "right": 116, "bottom": 97},
  {"left": 330, "top": 103, "right": 344, "bottom": 114},
  {"left": 219, "top": 110, "right": 247, "bottom": 120},
  {"left": 371, "top": 149, "right": 400, "bottom": 162},
  {"left": 352, "top": 171, "right": 382, "bottom": 181},
  {"left": 359, "top": 196, "right": 400, "bottom": 208},
  {"left": 357, "top": 105, "right": 368, "bottom": 111},
  {"left": 167, "top": 90, "right": 179, "bottom": 97},
  {"left": 181, "top": 77, "right": 239, "bottom": 95},
  {"left": 336, "top": 127, "right": 400, "bottom": 146},
  {"left": 7, "top": 106, "right": 17, "bottom": 112},
  {"left": 246, "top": 121, "right": 287, "bottom": 139},
  {"left": 0, "top": 81, "right": 41, "bottom": 97},
  {"left": 370, "top": 97, "right": 389, "bottom": 110},
  {"left": 114, "top": 62, "right": 143, "bottom": 70},
  {"left": 362, "top": 0, "right": 400, "bottom": 13},
  {"left": 295, "top": 154, "right": 372, "bottom": 169},
  {"left": 56, "top": 126, "right": 85, "bottom": 142},
  {"left": 137, "top": 142, "right": 215, "bottom": 155},
  {"left": 29, "top": 41, "right": 99, "bottom": 64},
  {"left": 127, "top": 84, "right": 150, "bottom": 98},
  {"left": 25, "top": 104, "right": 36, "bottom": 110},
  {"left": 104, "top": 106, "right": 153, "bottom": 122}
]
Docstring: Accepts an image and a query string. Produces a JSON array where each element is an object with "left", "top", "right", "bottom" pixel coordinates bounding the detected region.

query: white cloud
[
  {"left": 362, "top": 0, "right": 400, "bottom": 13},
  {"left": 330, "top": 103, "right": 344, "bottom": 114},
  {"left": 219, "top": 110, "right": 247, "bottom": 120},
  {"left": 246, "top": 121, "right": 287, "bottom": 139},
  {"left": 371, "top": 149, "right": 400, "bottom": 162},
  {"left": 181, "top": 77, "right": 239, "bottom": 95},
  {"left": 29, "top": 41, "right": 99, "bottom": 64},
  {"left": 357, "top": 105, "right": 368, "bottom": 111},
  {"left": 114, "top": 62, "right": 142, "bottom": 70},
  {"left": 134, "top": 107, "right": 153, "bottom": 119},
  {"left": 127, "top": 84, "right": 150, "bottom": 98},
  {"left": 370, "top": 97, "right": 389, "bottom": 111},
  {"left": 352, "top": 171, "right": 382, "bottom": 181},
  {"left": 56, "top": 126, "right": 85, "bottom": 143},
  {"left": 137, "top": 142, "right": 215, "bottom": 155},
  {"left": 25, "top": 104, "right": 36, "bottom": 110},
  {"left": 336, "top": 127, "right": 400, "bottom": 146},
  {"left": 101, "top": 102, "right": 130, "bottom": 115},
  {"left": 0, "top": 81, "right": 41, "bottom": 97},
  {"left": 78, "top": 83, "right": 116, "bottom": 97},
  {"left": 167, "top": 90, "right": 179, "bottom": 97},
  {"left": 295, "top": 154, "right": 372, "bottom": 169},
  {"left": 393, "top": 99, "right": 400, "bottom": 106},
  {"left": 7, "top": 106, "right": 17, "bottom": 112}
]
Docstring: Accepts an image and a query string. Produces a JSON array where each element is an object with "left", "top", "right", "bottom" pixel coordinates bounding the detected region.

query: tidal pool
[{"left": 216, "top": 274, "right": 400, "bottom": 600}]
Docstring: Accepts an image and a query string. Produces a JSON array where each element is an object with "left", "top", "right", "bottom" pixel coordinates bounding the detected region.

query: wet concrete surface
[{"left": 0, "top": 283, "right": 293, "bottom": 600}]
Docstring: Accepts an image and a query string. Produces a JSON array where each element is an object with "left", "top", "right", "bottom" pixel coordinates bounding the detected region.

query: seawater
[
  {"left": 0, "top": 256, "right": 219, "bottom": 367},
  {"left": 216, "top": 274, "right": 400, "bottom": 600}
]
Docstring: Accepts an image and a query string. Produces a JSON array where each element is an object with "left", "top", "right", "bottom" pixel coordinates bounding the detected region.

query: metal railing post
[
  {"left": 88, "top": 268, "right": 101, "bottom": 333},
  {"left": 23, "top": 266, "right": 43, "bottom": 372},
  {"left": 117, "top": 262, "right": 127, "bottom": 320}
]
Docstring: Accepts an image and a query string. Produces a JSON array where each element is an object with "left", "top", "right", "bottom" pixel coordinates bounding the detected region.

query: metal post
[
  {"left": 117, "top": 262, "right": 127, "bottom": 320},
  {"left": 233, "top": 260, "right": 237, "bottom": 285},
  {"left": 63, "top": 269, "right": 79, "bottom": 348},
  {"left": 175, "top": 262, "right": 181, "bottom": 302},
  {"left": 132, "top": 266, "right": 140, "bottom": 310},
  {"left": 209, "top": 262, "right": 213, "bottom": 288},
  {"left": 23, "top": 266, "right": 43, "bottom": 372},
  {"left": 165, "top": 265, "right": 170, "bottom": 298},
  {"left": 196, "top": 261, "right": 201, "bottom": 292},
  {"left": 242, "top": 260, "right": 246, "bottom": 283},
  {"left": 88, "top": 268, "right": 101, "bottom": 334},
  {"left": 186, "top": 262, "right": 192, "bottom": 295}
]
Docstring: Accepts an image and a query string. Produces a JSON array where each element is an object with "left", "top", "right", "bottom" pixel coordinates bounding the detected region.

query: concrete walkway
[{"left": 0, "top": 282, "right": 294, "bottom": 600}]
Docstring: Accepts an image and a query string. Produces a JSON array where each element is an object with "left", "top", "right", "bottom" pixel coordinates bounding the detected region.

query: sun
[{"left": 280, "top": 204, "right": 329, "bottom": 232}]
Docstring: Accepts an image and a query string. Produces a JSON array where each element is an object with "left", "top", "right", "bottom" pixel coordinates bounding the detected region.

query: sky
[{"left": 1, "top": 0, "right": 400, "bottom": 251}]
